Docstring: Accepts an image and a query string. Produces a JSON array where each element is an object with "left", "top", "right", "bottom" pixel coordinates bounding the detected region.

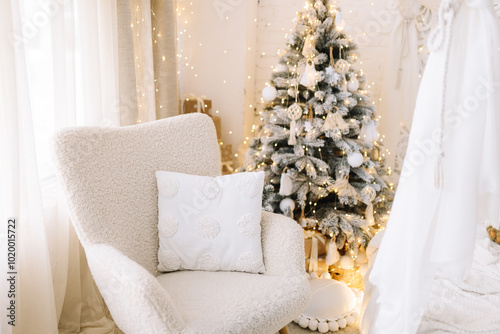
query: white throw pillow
[{"left": 156, "top": 171, "right": 266, "bottom": 273}]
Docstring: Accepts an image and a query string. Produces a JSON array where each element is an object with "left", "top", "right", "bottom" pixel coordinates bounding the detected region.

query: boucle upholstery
[
  {"left": 54, "top": 114, "right": 310, "bottom": 333},
  {"left": 54, "top": 114, "right": 221, "bottom": 276},
  {"left": 156, "top": 270, "right": 309, "bottom": 334}
]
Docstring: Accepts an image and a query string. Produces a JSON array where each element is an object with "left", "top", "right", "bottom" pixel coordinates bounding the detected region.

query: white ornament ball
[
  {"left": 346, "top": 315, "right": 355, "bottom": 325},
  {"left": 262, "top": 86, "right": 277, "bottom": 102},
  {"left": 351, "top": 312, "right": 360, "bottom": 320},
  {"left": 298, "top": 317, "right": 309, "bottom": 328},
  {"left": 320, "top": 272, "right": 331, "bottom": 279},
  {"left": 309, "top": 271, "right": 319, "bottom": 279},
  {"left": 347, "top": 77, "right": 360, "bottom": 92},
  {"left": 275, "top": 63, "right": 289, "bottom": 72},
  {"left": 308, "top": 319, "right": 319, "bottom": 331},
  {"left": 318, "top": 322, "right": 329, "bottom": 333},
  {"left": 279, "top": 198, "right": 295, "bottom": 213},
  {"left": 339, "top": 255, "right": 355, "bottom": 270},
  {"left": 355, "top": 251, "right": 368, "bottom": 265},
  {"left": 329, "top": 321, "right": 339, "bottom": 331},
  {"left": 347, "top": 152, "right": 364, "bottom": 168},
  {"left": 338, "top": 317, "right": 347, "bottom": 328}
]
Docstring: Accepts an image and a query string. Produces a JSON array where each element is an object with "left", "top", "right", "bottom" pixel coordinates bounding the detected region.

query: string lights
[{"left": 176, "top": 0, "right": 260, "bottom": 161}]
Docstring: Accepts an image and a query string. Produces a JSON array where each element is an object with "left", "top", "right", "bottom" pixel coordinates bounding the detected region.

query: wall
[
  {"left": 177, "top": 0, "right": 257, "bottom": 151},
  {"left": 177, "top": 0, "right": 401, "bottom": 165}
]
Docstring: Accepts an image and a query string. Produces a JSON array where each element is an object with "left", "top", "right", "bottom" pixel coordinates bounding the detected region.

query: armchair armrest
[
  {"left": 84, "top": 244, "right": 185, "bottom": 334},
  {"left": 261, "top": 211, "right": 307, "bottom": 277}
]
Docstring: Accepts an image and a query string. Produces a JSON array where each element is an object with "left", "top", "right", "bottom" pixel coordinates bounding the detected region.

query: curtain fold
[
  {"left": 377, "top": 0, "right": 438, "bottom": 173},
  {"left": 117, "top": 0, "right": 179, "bottom": 125},
  {"left": 117, "top": 0, "right": 139, "bottom": 126},
  {"left": 131, "top": 0, "right": 157, "bottom": 123},
  {"left": 152, "top": 0, "right": 180, "bottom": 118},
  {"left": 377, "top": 4, "right": 420, "bottom": 171},
  {"left": 1, "top": 0, "right": 179, "bottom": 331},
  {"left": 0, "top": 1, "right": 57, "bottom": 333}
]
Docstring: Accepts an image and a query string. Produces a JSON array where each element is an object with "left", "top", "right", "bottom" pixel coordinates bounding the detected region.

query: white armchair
[{"left": 54, "top": 113, "right": 310, "bottom": 334}]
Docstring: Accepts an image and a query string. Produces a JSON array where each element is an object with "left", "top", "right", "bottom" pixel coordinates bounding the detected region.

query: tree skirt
[{"left": 287, "top": 321, "right": 359, "bottom": 334}]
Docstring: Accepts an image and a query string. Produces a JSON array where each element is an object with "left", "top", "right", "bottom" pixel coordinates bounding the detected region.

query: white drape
[
  {"left": 378, "top": 0, "right": 438, "bottom": 172},
  {"left": 1, "top": 0, "right": 179, "bottom": 331},
  {"left": 0, "top": 2, "right": 57, "bottom": 333},
  {"left": 0, "top": 0, "right": 121, "bottom": 332},
  {"left": 377, "top": 0, "right": 420, "bottom": 171},
  {"left": 116, "top": 0, "right": 179, "bottom": 125},
  {"left": 362, "top": 0, "right": 500, "bottom": 333}
]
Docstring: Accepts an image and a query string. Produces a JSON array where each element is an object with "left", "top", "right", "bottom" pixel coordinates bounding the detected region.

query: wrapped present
[
  {"left": 304, "top": 230, "right": 328, "bottom": 273},
  {"left": 181, "top": 94, "right": 220, "bottom": 139},
  {"left": 181, "top": 94, "right": 212, "bottom": 114},
  {"left": 304, "top": 235, "right": 328, "bottom": 260},
  {"left": 305, "top": 256, "right": 329, "bottom": 276},
  {"left": 220, "top": 142, "right": 234, "bottom": 174},
  {"left": 211, "top": 115, "right": 221, "bottom": 139}
]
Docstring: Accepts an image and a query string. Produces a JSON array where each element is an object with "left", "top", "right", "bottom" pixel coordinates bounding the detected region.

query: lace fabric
[{"left": 362, "top": 0, "right": 500, "bottom": 333}]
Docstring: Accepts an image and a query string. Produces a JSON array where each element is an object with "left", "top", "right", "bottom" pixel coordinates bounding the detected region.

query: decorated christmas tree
[{"left": 244, "top": 0, "right": 393, "bottom": 267}]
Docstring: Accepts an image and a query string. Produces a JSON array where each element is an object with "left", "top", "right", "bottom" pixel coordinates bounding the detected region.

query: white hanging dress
[{"left": 361, "top": 0, "right": 500, "bottom": 333}]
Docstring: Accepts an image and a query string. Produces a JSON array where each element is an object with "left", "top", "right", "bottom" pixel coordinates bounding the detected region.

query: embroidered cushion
[{"left": 156, "top": 171, "right": 265, "bottom": 273}]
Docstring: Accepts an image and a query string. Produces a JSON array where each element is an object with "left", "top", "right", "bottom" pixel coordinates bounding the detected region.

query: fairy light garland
[{"left": 176, "top": 0, "right": 259, "bottom": 155}]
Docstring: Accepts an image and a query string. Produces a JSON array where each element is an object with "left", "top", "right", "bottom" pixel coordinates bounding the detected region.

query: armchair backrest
[{"left": 54, "top": 114, "right": 221, "bottom": 275}]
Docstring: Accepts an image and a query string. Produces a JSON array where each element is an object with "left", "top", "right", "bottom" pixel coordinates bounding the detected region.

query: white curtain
[
  {"left": 0, "top": 2, "right": 57, "bottom": 333},
  {"left": 0, "top": 0, "right": 179, "bottom": 331},
  {"left": 378, "top": 0, "right": 438, "bottom": 173},
  {"left": 117, "top": 0, "right": 179, "bottom": 125},
  {"left": 363, "top": 0, "right": 500, "bottom": 332},
  {"left": 0, "top": 0, "right": 121, "bottom": 332}
]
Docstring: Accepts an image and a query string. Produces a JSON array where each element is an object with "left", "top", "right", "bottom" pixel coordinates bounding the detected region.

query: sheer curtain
[
  {"left": 117, "top": 0, "right": 179, "bottom": 125},
  {"left": 1, "top": 1, "right": 120, "bottom": 333},
  {"left": 0, "top": 2, "right": 57, "bottom": 333},
  {"left": 377, "top": 0, "right": 438, "bottom": 173},
  {"left": 0, "top": 0, "right": 178, "bottom": 332}
]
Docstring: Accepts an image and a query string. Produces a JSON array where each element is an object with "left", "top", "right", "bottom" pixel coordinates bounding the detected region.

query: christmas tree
[{"left": 244, "top": 0, "right": 393, "bottom": 263}]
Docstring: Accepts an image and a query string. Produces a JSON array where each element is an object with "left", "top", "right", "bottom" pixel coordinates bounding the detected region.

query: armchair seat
[{"left": 157, "top": 271, "right": 308, "bottom": 333}]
